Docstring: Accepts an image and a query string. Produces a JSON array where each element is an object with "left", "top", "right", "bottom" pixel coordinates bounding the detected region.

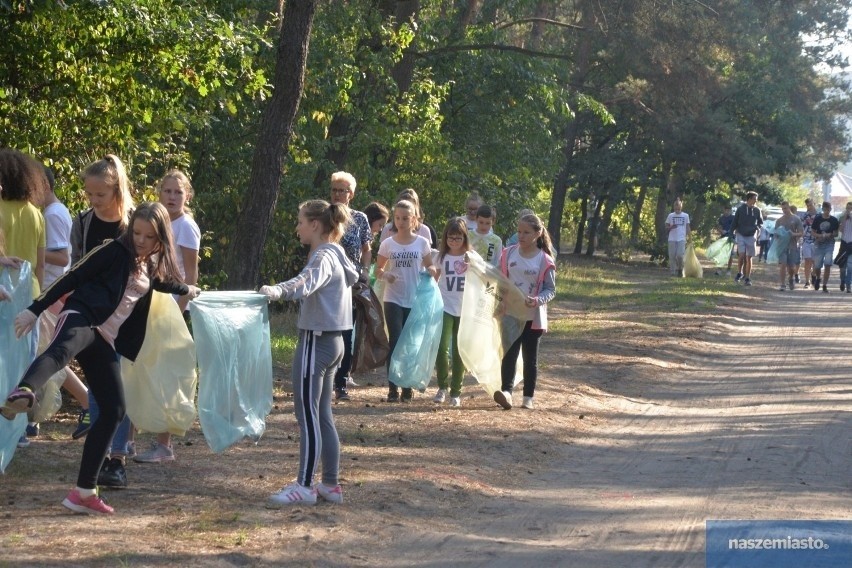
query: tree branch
[
  {"left": 411, "top": 43, "right": 572, "bottom": 61},
  {"left": 495, "top": 17, "right": 584, "bottom": 32}
]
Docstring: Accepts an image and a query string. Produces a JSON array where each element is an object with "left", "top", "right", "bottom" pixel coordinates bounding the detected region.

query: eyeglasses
[
  {"left": 447, "top": 235, "right": 464, "bottom": 242},
  {"left": 331, "top": 188, "right": 351, "bottom": 195}
]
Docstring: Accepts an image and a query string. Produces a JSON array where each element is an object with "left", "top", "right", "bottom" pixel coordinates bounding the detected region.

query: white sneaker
[
  {"left": 314, "top": 482, "right": 343, "bottom": 504},
  {"left": 267, "top": 483, "right": 317, "bottom": 508},
  {"left": 522, "top": 396, "right": 535, "bottom": 409},
  {"left": 433, "top": 389, "right": 446, "bottom": 403},
  {"left": 493, "top": 390, "right": 512, "bottom": 410},
  {"left": 345, "top": 376, "right": 359, "bottom": 388},
  {"left": 133, "top": 442, "right": 175, "bottom": 463},
  {"left": 449, "top": 397, "right": 461, "bottom": 407}
]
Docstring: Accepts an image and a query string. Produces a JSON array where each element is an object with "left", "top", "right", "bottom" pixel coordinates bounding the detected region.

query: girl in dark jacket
[{"left": 2, "top": 202, "right": 200, "bottom": 515}]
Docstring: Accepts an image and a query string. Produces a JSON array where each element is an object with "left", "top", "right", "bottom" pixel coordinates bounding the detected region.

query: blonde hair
[
  {"left": 396, "top": 188, "right": 424, "bottom": 221},
  {"left": 118, "top": 202, "right": 182, "bottom": 282},
  {"left": 300, "top": 199, "right": 351, "bottom": 243},
  {"left": 330, "top": 171, "right": 357, "bottom": 192},
  {"left": 391, "top": 199, "right": 421, "bottom": 234},
  {"left": 157, "top": 169, "right": 194, "bottom": 216},
  {"left": 82, "top": 154, "right": 134, "bottom": 229}
]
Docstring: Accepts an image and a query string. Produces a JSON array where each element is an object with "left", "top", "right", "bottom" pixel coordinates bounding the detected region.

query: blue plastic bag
[
  {"left": 767, "top": 226, "right": 790, "bottom": 264},
  {"left": 0, "top": 262, "right": 33, "bottom": 473},
  {"left": 388, "top": 272, "right": 444, "bottom": 390},
  {"left": 190, "top": 291, "right": 273, "bottom": 453}
]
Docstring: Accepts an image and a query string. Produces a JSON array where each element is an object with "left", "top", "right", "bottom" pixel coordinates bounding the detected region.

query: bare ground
[{"left": 1, "top": 258, "right": 850, "bottom": 567}]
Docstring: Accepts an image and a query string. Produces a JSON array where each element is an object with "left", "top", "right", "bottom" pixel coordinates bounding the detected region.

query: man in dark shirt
[
  {"left": 732, "top": 192, "right": 763, "bottom": 286},
  {"left": 811, "top": 201, "right": 839, "bottom": 293}
]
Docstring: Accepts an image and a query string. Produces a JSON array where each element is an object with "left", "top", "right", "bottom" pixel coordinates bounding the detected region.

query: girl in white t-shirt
[
  {"left": 375, "top": 200, "right": 437, "bottom": 402},
  {"left": 432, "top": 217, "right": 473, "bottom": 407},
  {"left": 134, "top": 169, "right": 201, "bottom": 465},
  {"left": 493, "top": 213, "right": 557, "bottom": 411}
]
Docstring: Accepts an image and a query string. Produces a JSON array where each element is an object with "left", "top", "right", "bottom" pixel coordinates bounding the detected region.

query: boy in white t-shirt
[
  {"left": 469, "top": 204, "right": 503, "bottom": 266},
  {"left": 665, "top": 198, "right": 691, "bottom": 277}
]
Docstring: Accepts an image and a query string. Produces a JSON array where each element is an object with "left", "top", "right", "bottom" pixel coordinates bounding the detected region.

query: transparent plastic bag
[
  {"left": 29, "top": 310, "right": 66, "bottom": 423},
  {"left": 705, "top": 237, "right": 735, "bottom": 267},
  {"left": 0, "top": 262, "right": 33, "bottom": 472},
  {"left": 767, "top": 226, "right": 790, "bottom": 264},
  {"left": 684, "top": 243, "right": 704, "bottom": 278},
  {"left": 190, "top": 291, "right": 272, "bottom": 453},
  {"left": 121, "top": 291, "right": 197, "bottom": 435},
  {"left": 457, "top": 253, "right": 528, "bottom": 395},
  {"left": 388, "top": 273, "right": 444, "bottom": 390}
]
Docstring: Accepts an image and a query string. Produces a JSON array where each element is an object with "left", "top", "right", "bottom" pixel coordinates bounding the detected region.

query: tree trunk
[
  {"left": 586, "top": 196, "right": 605, "bottom": 256},
  {"left": 630, "top": 184, "right": 647, "bottom": 245},
  {"left": 456, "top": 0, "right": 480, "bottom": 34},
  {"left": 655, "top": 163, "right": 682, "bottom": 249},
  {"left": 599, "top": 195, "right": 615, "bottom": 247},
  {"left": 547, "top": 0, "right": 594, "bottom": 253},
  {"left": 573, "top": 194, "right": 588, "bottom": 255},
  {"left": 225, "top": 0, "right": 318, "bottom": 290},
  {"left": 527, "top": 0, "right": 552, "bottom": 50}
]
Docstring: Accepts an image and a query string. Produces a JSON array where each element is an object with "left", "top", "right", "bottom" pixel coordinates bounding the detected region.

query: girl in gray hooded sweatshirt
[{"left": 260, "top": 200, "right": 359, "bottom": 507}]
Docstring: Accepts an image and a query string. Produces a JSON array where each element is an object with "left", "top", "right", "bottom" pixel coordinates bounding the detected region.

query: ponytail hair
[
  {"left": 391, "top": 199, "right": 421, "bottom": 234},
  {"left": 519, "top": 213, "right": 555, "bottom": 257},
  {"left": 299, "top": 199, "right": 351, "bottom": 243},
  {"left": 118, "top": 202, "right": 183, "bottom": 282},
  {"left": 82, "top": 154, "right": 134, "bottom": 229}
]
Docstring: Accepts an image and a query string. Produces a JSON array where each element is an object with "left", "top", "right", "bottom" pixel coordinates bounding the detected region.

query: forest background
[{"left": 2, "top": 0, "right": 851, "bottom": 288}]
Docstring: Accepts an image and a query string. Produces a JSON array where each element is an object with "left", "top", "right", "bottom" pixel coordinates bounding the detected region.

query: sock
[{"left": 77, "top": 487, "right": 97, "bottom": 498}]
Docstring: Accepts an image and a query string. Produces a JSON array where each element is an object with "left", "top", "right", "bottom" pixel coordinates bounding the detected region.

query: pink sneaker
[
  {"left": 315, "top": 482, "right": 343, "bottom": 504},
  {"left": 62, "top": 489, "right": 114, "bottom": 515}
]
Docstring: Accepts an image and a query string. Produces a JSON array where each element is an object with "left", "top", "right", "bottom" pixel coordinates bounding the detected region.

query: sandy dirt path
[{"left": 373, "top": 281, "right": 852, "bottom": 567}]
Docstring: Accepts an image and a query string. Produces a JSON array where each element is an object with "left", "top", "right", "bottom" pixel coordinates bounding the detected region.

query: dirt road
[{"left": 2, "top": 262, "right": 850, "bottom": 567}]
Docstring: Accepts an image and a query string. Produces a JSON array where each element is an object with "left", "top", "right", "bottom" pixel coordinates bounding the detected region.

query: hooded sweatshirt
[{"left": 268, "top": 243, "right": 359, "bottom": 332}]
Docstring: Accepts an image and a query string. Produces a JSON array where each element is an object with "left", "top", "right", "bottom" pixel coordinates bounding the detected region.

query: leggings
[
  {"left": 292, "top": 330, "right": 343, "bottom": 487},
  {"left": 436, "top": 312, "right": 464, "bottom": 396},
  {"left": 500, "top": 321, "right": 544, "bottom": 398},
  {"left": 383, "top": 302, "right": 411, "bottom": 391},
  {"left": 19, "top": 312, "right": 124, "bottom": 489}
]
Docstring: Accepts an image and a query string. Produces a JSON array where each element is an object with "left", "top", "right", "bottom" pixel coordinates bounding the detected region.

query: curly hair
[{"left": 0, "top": 148, "right": 48, "bottom": 202}]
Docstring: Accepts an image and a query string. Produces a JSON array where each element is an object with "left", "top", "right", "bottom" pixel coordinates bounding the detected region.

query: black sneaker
[
  {"left": 400, "top": 388, "right": 413, "bottom": 403},
  {"left": 823, "top": 285, "right": 829, "bottom": 293},
  {"left": 814, "top": 278, "right": 821, "bottom": 291},
  {"left": 841, "top": 283, "right": 846, "bottom": 292},
  {"left": 335, "top": 388, "right": 350, "bottom": 401},
  {"left": 794, "top": 274, "right": 800, "bottom": 283},
  {"left": 386, "top": 390, "right": 400, "bottom": 403},
  {"left": 71, "top": 409, "right": 91, "bottom": 440},
  {"left": 97, "top": 458, "right": 127, "bottom": 489}
]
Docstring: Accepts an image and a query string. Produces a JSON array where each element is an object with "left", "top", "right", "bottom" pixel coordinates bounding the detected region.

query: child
[
  {"left": 260, "top": 200, "right": 359, "bottom": 507},
  {"left": 71, "top": 155, "right": 136, "bottom": 487},
  {"left": 505, "top": 208, "right": 534, "bottom": 247},
  {"left": 375, "top": 200, "right": 438, "bottom": 402},
  {"left": 3, "top": 202, "right": 199, "bottom": 515},
  {"left": 469, "top": 204, "right": 503, "bottom": 266},
  {"left": 134, "top": 169, "right": 200, "bottom": 464},
  {"left": 379, "top": 189, "right": 437, "bottom": 248},
  {"left": 463, "top": 191, "right": 483, "bottom": 232},
  {"left": 433, "top": 217, "right": 472, "bottom": 407},
  {"left": 493, "top": 213, "right": 556, "bottom": 411},
  {"left": 363, "top": 201, "right": 389, "bottom": 238}
]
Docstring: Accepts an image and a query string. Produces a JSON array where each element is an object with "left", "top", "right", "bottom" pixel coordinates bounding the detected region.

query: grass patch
[{"left": 269, "top": 310, "right": 298, "bottom": 366}]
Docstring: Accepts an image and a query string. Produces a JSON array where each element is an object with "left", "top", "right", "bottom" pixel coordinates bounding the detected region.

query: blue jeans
[{"left": 840, "top": 242, "right": 852, "bottom": 286}]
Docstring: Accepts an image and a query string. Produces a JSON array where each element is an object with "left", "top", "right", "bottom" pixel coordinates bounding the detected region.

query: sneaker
[
  {"left": 335, "top": 388, "right": 350, "bottom": 401},
  {"left": 3, "top": 386, "right": 36, "bottom": 416},
  {"left": 449, "top": 397, "right": 461, "bottom": 407},
  {"left": 744, "top": 278, "right": 752, "bottom": 286},
  {"left": 26, "top": 423, "right": 39, "bottom": 437},
  {"left": 71, "top": 409, "right": 91, "bottom": 440},
  {"left": 789, "top": 277, "right": 794, "bottom": 290},
  {"left": 386, "top": 390, "right": 400, "bottom": 403},
  {"left": 804, "top": 283, "right": 810, "bottom": 289},
  {"left": 779, "top": 285, "right": 786, "bottom": 291},
  {"left": 345, "top": 376, "right": 359, "bottom": 388},
  {"left": 267, "top": 483, "right": 317, "bottom": 508},
  {"left": 815, "top": 277, "right": 821, "bottom": 290},
  {"left": 842, "top": 283, "right": 846, "bottom": 292},
  {"left": 522, "top": 397, "right": 535, "bottom": 410},
  {"left": 315, "top": 482, "right": 343, "bottom": 504},
  {"left": 400, "top": 388, "right": 412, "bottom": 403},
  {"left": 493, "top": 390, "right": 513, "bottom": 410},
  {"left": 16, "top": 435, "right": 30, "bottom": 448},
  {"left": 133, "top": 442, "right": 175, "bottom": 463},
  {"left": 433, "top": 389, "right": 447, "bottom": 404},
  {"left": 734, "top": 272, "right": 743, "bottom": 282},
  {"left": 97, "top": 458, "right": 127, "bottom": 489},
  {"left": 62, "top": 489, "right": 114, "bottom": 515},
  {"left": 823, "top": 285, "right": 829, "bottom": 293}
]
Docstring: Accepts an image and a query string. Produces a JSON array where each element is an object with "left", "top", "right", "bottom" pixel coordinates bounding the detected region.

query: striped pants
[{"left": 292, "top": 329, "right": 343, "bottom": 487}]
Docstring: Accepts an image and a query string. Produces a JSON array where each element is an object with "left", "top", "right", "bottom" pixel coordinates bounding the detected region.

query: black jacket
[{"left": 29, "top": 239, "right": 189, "bottom": 361}]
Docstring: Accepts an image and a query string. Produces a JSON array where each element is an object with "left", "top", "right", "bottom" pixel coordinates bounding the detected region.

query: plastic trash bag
[
  {"left": 0, "top": 262, "right": 33, "bottom": 473},
  {"left": 388, "top": 273, "right": 444, "bottom": 390},
  {"left": 121, "top": 291, "right": 197, "bottom": 435},
  {"left": 457, "top": 253, "right": 529, "bottom": 395},
  {"left": 351, "top": 280, "right": 389, "bottom": 373},
  {"left": 29, "top": 310, "right": 66, "bottom": 423},
  {"left": 767, "top": 226, "right": 790, "bottom": 264},
  {"left": 190, "top": 291, "right": 272, "bottom": 453},
  {"left": 705, "top": 237, "right": 735, "bottom": 267},
  {"left": 684, "top": 243, "right": 703, "bottom": 278}
]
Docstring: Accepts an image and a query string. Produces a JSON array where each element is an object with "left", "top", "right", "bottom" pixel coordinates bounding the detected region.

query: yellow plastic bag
[
  {"left": 457, "top": 252, "right": 528, "bottom": 395},
  {"left": 684, "top": 243, "right": 704, "bottom": 278},
  {"left": 121, "top": 291, "right": 197, "bottom": 436}
]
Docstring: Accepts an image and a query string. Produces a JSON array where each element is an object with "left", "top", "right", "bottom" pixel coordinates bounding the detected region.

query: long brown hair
[
  {"left": 118, "top": 202, "right": 183, "bottom": 282},
  {"left": 518, "top": 213, "right": 555, "bottom": 257},
  {"left": 438, "top": 217, "right": 470, "bottom": 262}
]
